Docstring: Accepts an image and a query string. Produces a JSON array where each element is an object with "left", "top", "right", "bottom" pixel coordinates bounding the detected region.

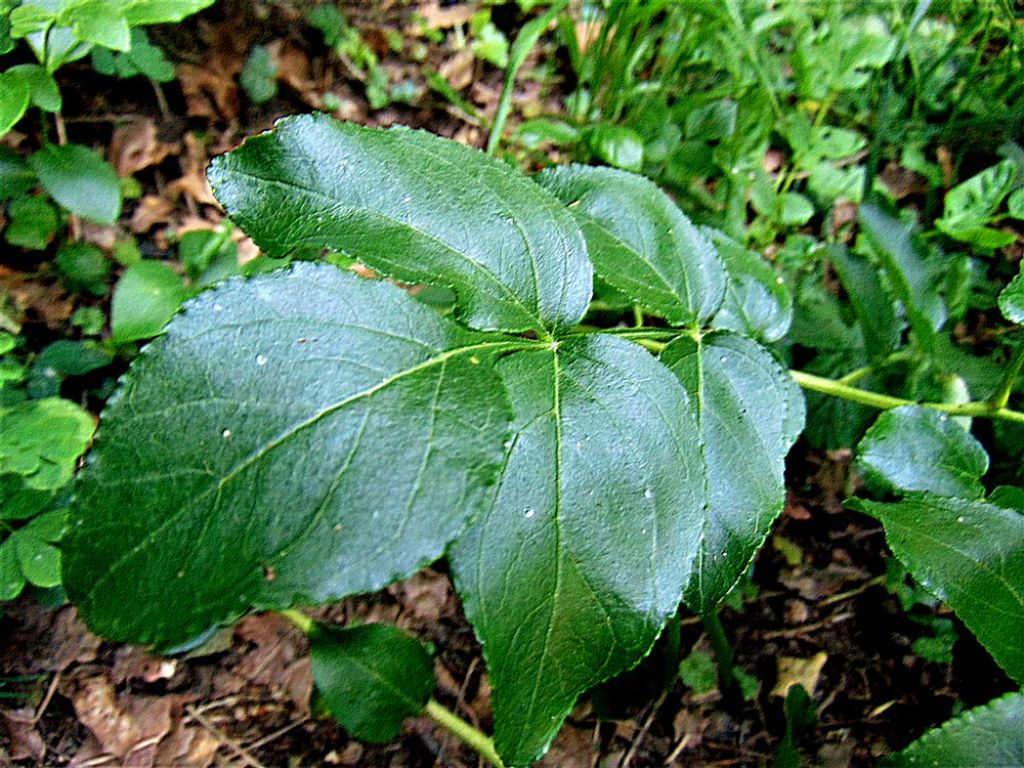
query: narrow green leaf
[
  {"left": 208, "top": 115, "right": 591, "bottom": 335},
  {"left": 849, "top": 495, "right": 1024, "bottom": 684},
  {"left": 29, "top": 143, "right": 121, "bottom": 225},
  {"left": 0, "top": 398, "right": 95, "bottom": 490},
  {"left": 857, "top": 407, "right": 989, "bottom": 499},
  {"left": 537, "top": 165, "right": 727, "bottom": 326},
  {"left": 859, "top": 202, "right": 945, "bottom": 344},
  {"left": 660, "top": 331, "right": 804, "bottom": 613},
  {"left": 828, "top": 244, "right": 900, "bottom": 361},
  {"left": 882, "top": 691, "right": 1024, "bottom": 767},
  {"left": 110, "top": 260, "right": 188, "bottom": 343},
  {"left": 450, "top": 335, "right": 706, "bottom": 765},
  {"left": 64, "top": 263, "right": 514, "bottom": 647},
  {"left": 0, "top": 71, "right": 30, "bottom": 136},
  {"left": 309, "top": 622, "right": 435, "bottom": 742}
]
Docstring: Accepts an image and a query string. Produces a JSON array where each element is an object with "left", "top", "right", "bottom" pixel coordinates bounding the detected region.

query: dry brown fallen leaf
[
  {"left": 68, "top": 675, "right": 174, "bottom": 764},
  {"left": 770, "top": 651, "right": 829, "bottom": 699},
  {"left": 167, "top": 133, "right": 219, "bottom": 207},
  {"left": 110, "top": 118, "right": 180, "bottom": 177},
  {"left": 2, "top": 708, "right": 47, "bottom": 762}
]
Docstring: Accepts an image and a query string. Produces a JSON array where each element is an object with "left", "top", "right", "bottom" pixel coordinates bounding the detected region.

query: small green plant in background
[{"left": 61, "top": 113, "right": 1024, "bottom": 766}]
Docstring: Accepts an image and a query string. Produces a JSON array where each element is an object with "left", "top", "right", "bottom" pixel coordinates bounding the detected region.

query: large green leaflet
[
  {"left": 64, "top": 264, "right": 513, "bottom": 647},
  {"left": 660, "top": 332, "right": 804, "bottom": 614},
  {"left": 449, "top": 335, "right": 706, "bottom": 765},
  {"left": 208, "top": 114, "right": 592, "bottom": 335},
  {"left": 848, "top": 495, "right": 1024, "bottom": 685},
  {"left": 536, "top": 164, "right": 726, "bottom": 326},
  {"left": 882, "top": 691, "right": 1024, "bottom": 767}
]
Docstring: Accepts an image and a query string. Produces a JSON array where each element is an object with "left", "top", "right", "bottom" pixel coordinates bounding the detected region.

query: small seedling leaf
[
  {"left": 309, "top": 622, "right": 435, "bottom": 742},
  {"left": 29, "top": 143, "right": 121, "bottom": 225},
  {"left": 110, "top": 260, "right": 188, "bottom": 343}
]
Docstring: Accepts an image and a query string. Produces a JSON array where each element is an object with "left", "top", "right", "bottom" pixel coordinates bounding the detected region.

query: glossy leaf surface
[
  {"left": 64, "top": 263, "right": 513, "bottom": 647},
  {"left": 450, "top": 335, "right": 705, "bottom": 765},
  {"left": 882, "top": 691, "right": 1023, "bottom": 767},
  {"left": 208, "top": 115, "right": 592, "bottom": 335},
  {"left": 707, "top": 230, "right": 792, "bottom": 343},
  {"left": 111, "top": 260, "right": 189, "bottom": 343},
  {"left": 849, "top": 495, "right": 1024, "bottom": 684},
  {"left": 857, "top": 407, "right": 989, "bottom": 499},
  {"left": 309, "top": 622, "right": 435, "bottom": 742},
  {"left": 999, "top": 265, "right": 1024, "bottom": 324},
  {"left": 661, "top": 332, "right": 804, "bottom": 613},
  {"left": 537, "top": 165, "right": 726, "bottom": 326}
]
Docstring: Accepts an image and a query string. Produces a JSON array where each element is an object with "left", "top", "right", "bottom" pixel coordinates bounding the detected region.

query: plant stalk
[
  {"left": 425, "top": 699, "right": 506, "bottom": 768},
  {"left": 702, "top": 610, "right": 736, "bottom": 692},
  {"left": 989, "top": 340, "right": 1024, "bottom": 410},
  {"left": 791, "top": 370, "right": 1024, "bottom": 424}
]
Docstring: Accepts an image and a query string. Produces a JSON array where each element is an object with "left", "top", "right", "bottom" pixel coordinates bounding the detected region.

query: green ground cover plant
[{"left": 60, "top": 113, "right": 1024, "bottom": 766}]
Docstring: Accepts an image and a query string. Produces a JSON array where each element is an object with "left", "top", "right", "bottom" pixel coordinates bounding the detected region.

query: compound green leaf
[
  {"left": 64, "top": 263, "right": 515, "bottom": 647},
  {"left": 882, "top": 691, "right": 1024, "bottom": 768},
  {"left": 660, "top": 331, "right": 804, "bottom": 614},
  {"left": 309, "top": 622, "right": 435, "bottom": 742},
  {"left": 849, "top": 495, "right": 1024, "bottom": 684},
  {"left": 208, "top": 114, "right": 592, "bottom": 335},
  {"left": 29, "top": 143, "right": 121, "bottom": 225},
  {"left": 857, "top": 407, "right": 989, "bottom": 499},
  {"left": 0, "top": 398, "right": 95, "bottom": 490},
  {"left": 536, "top": 165, "right": 726, "bottom": 326},
  {"left": 449, "top": 335, "right": 706, "bottom": 765},
  {"left": 110, "top": 260, "right": 188, "bottom": 343}
]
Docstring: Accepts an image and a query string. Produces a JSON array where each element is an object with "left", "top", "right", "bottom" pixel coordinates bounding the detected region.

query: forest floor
[{"left": 0, "top": 2, "right": 1016, "bottom": 766}]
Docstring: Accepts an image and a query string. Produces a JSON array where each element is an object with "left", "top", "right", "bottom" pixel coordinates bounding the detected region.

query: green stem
[
  {"left": 791, "top": 370, "right": 1024, "bottom": 424},
  {"left": 702, "top": 610, "right": 736, "bottom": 691},
  {"left": 425, "top": 699, "right": 506, "bottom": 768},
  {"left": 279, "top": 608, "right": 313, "bottom": 634}
]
